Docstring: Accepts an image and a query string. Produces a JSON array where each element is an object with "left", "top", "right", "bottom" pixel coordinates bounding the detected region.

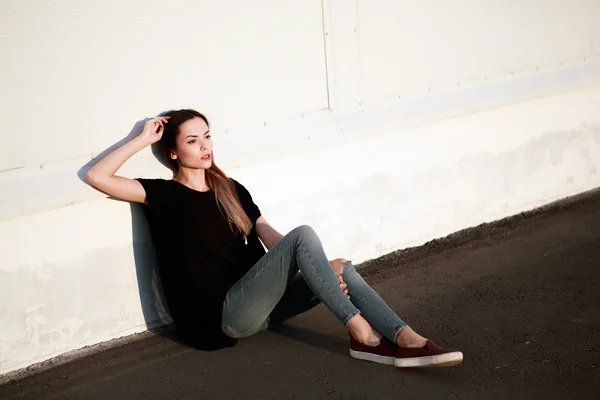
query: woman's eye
[
  {"left": 206, "top": 135, "right": 212, "bottom": 139},
  {"left": 188, "top": 139, "right": 197, "bottom": 144}
]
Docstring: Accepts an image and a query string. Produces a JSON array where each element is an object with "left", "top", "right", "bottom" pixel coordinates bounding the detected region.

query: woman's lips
[{"left": 201, "top": 154, "right": 211, "bottom": 160}]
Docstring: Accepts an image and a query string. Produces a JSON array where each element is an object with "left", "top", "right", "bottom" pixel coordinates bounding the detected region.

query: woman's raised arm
[{"left": 86, "top": 116, "right": 169, "bottom": 203}]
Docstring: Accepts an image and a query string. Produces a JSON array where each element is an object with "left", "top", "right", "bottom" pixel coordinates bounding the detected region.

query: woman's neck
[{"left": 174, "top": 168, "right": 210, "bottom": 192}]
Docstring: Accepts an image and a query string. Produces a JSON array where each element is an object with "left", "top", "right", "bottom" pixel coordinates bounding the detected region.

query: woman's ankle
[
  {"left": 347, "top": 315, "right": 382, "bottom": 346},
  {"left": 350, "top": 331, "right": 382, "bottom": 346},
  {"left": 395, "top": 327, "right": 428, "bottom": 348}
]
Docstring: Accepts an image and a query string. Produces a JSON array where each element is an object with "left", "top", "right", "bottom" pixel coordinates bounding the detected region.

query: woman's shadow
[{"left": 77, "top": 117, "right": 174, "bottom": 336}]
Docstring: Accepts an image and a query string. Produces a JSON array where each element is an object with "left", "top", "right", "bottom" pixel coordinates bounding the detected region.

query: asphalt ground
[{"left": 2, "top": 189, "right": 599, "bottom": 400}]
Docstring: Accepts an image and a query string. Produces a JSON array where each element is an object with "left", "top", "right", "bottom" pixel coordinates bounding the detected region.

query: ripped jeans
[{"left": 221, "top": 225, "right": 408, "bottom": 343}]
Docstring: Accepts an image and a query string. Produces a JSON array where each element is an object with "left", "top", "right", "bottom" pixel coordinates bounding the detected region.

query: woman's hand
[
  {"left": 338, "top": 277, "right": 349, "bottom": 298},
  {"left": 329, "top": 258, "right": 347, "bottom": 275},
  {"left": 139, "top": 116, "right": 170, "bottom": 145},
  {"left": 330, "top": 258, "right": 350, "bottom": 298}
]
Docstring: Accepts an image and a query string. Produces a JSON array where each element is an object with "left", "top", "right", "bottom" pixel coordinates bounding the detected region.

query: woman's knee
[
  {"left": 290, "top": 224, "right": 319, "bottom": 245},
  {"left": 340, "top": 260, "right": 356, "bottom": 277},
  {"left": 341, "top": 261, "right": 366, "bottom": 288}
]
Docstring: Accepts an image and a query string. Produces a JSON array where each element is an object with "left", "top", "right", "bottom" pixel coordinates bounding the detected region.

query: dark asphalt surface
[{"left": 2, "top": 190, "right": 600, "bottom": 400}]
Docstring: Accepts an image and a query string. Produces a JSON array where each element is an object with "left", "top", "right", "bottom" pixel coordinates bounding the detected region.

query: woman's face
[{"left": 171, "top": 117, "right": 213, "bottom": 169}]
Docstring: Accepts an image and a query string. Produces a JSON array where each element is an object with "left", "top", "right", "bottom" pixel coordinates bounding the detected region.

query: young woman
[{"left": 86, "top": 109, "right": 463, "bottom": 368}]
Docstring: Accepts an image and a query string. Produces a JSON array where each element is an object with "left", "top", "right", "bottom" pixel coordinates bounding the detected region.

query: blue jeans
[{"left": 221, "top": 225, "right": 408, "bottom": 343}]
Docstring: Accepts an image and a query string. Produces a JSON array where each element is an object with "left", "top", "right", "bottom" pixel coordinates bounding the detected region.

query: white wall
[{"left": 1, "top": 0, "right": 600, "bottom": 376}]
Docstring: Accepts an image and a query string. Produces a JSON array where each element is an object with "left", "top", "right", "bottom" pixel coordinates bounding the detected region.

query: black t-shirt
[{"left": 136, "top": 178, "right": 266, "bottom": 349}]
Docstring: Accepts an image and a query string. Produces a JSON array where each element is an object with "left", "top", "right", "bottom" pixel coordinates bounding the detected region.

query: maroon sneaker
[
  {"left": 395, "top": 340, "right": 463, "bottom": 367},
  {"left": 349, "top": 335, "right": 397, "bottom": 365}
]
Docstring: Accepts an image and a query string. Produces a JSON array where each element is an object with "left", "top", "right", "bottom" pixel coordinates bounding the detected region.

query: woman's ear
[{"left": 170, "top": 149, "right": 177, "bottom": 160}]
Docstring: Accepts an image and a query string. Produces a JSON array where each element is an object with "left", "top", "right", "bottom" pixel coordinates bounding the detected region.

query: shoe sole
[
  {"left": 349, "top": 349, "right": 396, "bottom": 366},
  {"left": 394, "top": 351, "right": 463, "bottom": 368}
]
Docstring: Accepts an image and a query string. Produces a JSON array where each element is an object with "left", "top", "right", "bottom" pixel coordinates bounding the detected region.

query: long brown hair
[{"left": 158, "top": 109, "right": 252, "bottom": 237}]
